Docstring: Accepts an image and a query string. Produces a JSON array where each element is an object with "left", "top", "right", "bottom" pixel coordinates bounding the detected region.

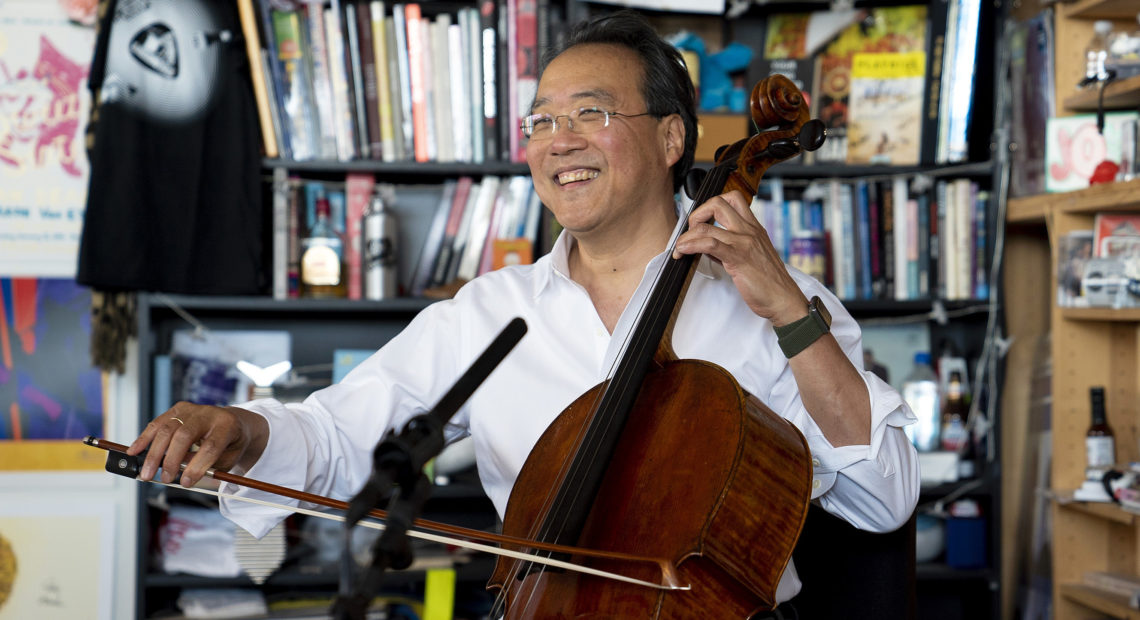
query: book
[
  {"left": 448, "top": 21, "right": 473, "bottom": 163},
  {"left": 325, "top": 4, "right": 358, "bottom": 161},
  {"left": 937, "top": 0, "right": 982, "bottom": 164},
  {"left": 403, "top": 3, "right": 431, "bottom": 162},
  {"left": 511, "top": 0, "right": 538, "bottom": 163},
  {"left": 810, "top": 6, "right": 928, "bottom": 164},
  {"left": 370, "top": 2, "right": 398, "bottom": 162},
  {"left": 1045, "top": 112, "right": 1140, "bottom": 193},
  {"left": 235, "top": 0, "right": 279, "bottom": 158},
  {"left": 479, "top": 0, "right": 499, "bottom": 161},
  {"left": 456, "top": 176, "right": 503, "bottom": 281},
  {"left": 343, "top": 4, "right": 371, "bottom": 158},
  {"left": 431, "top": 15, "right": 454, "bottom": 162},
  {"left": 410, "top": 179, "right": 458, "bottom": 295},
  {"left": 754, "top": 12, "right": 816, "bottom": 120},
  {"left": 386, "top": 15, "right": 409, "bottom": 160},
  {"left": 846, "top": 51, "right": 926, "bottom": 165},
  {"left": 354, "top": 1, "right": 384, "bottom": 159},
  {"left": 462, "top": 7, "right": 486, "bottom": 163},
  {"left": 431, "top": 176, "right": 475, "bottom": 287},
  {"left": 303, "top": 3, "right": 338, "bottom": 160},
  {"left": 271, "top": 7, "right": 320, "bottom": 161},
  {"left": 271, "top": 167, "right": 289, "bottom": 299},
  {"left": 345, "top": 173, "right": 376, "bottom": 300},
  {"left": 392, "top": 4, "right": 416, "bottom": 161}
]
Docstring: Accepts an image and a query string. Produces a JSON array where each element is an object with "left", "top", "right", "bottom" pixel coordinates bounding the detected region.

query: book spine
[
  {"left": 344, "top": 5, "right": 371, "bottom": 159},
  {"left": 430, "top": 16, "right": 454, "bottom": 163},
  {"left": 355, "top": 2, "right": 383, "bottom": 159},
  {"left": 325, "top": 5, "right": 357, "bottom": 161},
  {"left": 403, "top": 4, "right": 430, "bottom": 162},
  {"left": 480, "top": 1, "right": 499, "bottom": 161},
  {"left": 921, "top": 0, "right": 949, "bottom": 165},
  {"left": 385, "top": 16, "right": 409, "bottom": 160},
  {"left": 303, "top": 4, "right": 337, "bottom": 159},
  {"left": 272, "top": 8, "right": 319, "bottom": 160},
  {"left": 464, "top": 8, "right": 485, "bottom": 163},
  {"left": 392, "top": 5, "right": 416, "bottom": 160},
  {"left": 271, "top": 168, "right": 289, "bottom": 299},
  {"left": 370, "top": 2, "right": 397, "bottom": 162},
  {"left": 344, "top": 173, "right": 375, "bottom": 300},
  {"left": 448, "top": 22, "right": 472, "bottom": 163},
  {"left": 236, "top": 0, "right": 279, "bottom": 158}
]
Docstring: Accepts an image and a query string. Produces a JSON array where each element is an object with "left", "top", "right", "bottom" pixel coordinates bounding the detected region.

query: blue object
[{"left": 945, "top": 517, "right": 986, "bottom": 568}]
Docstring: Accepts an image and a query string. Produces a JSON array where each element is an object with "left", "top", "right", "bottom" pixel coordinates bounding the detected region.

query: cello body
[
  {"left": 487, "top": 73, "right": 826, "bottom": 618},
  {"left": 487, "top": 359, "right": 813, "bottom": 618}
]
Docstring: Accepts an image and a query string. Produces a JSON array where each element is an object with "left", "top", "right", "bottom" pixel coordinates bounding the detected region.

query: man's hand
[
  {"left": 128, "top": 402, "right": 269, "bottom": 487},
  {"left": 672, "top": 190, "right": 808, "bottom": 326}
]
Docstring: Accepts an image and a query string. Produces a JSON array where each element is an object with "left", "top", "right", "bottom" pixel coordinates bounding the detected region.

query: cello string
[{"left": 502, "top": 163, "right": 734, "bottom": 612}]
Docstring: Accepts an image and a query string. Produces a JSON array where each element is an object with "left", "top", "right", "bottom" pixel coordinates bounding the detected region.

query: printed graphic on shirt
[{"left": 101, "top": 0, "right": 234, "bottom": 124}]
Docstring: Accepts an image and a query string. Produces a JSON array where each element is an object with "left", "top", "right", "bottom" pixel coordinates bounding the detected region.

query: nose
[{"left": 547, "top": 118, "right": 586, "bottom": 154}]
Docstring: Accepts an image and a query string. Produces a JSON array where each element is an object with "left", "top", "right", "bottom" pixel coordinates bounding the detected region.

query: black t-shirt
[{"left": 77, "top": 0, "right": 265, "bottom": 295}]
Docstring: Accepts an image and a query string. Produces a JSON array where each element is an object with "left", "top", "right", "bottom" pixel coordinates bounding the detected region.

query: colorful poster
[
  {"left": 0, "top": 278, "right": 105, "bottom": 471},
  {"left": 0, "top": 498, "right": 114, "bottom": 620},
  {"left": 0, "top": 2, "right": 96, "bottom": 278}
]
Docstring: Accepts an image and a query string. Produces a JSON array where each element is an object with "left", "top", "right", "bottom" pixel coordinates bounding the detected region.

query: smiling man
[{"left": 129, "top": 10, "right": 918, "bottom": 618}]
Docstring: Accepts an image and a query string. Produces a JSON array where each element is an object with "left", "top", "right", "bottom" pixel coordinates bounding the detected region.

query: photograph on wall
[
  {"left": 0, "top": 1, "right": 96, "bottom": 278},
  {"left": 0, "top": 278, "right": 105, "bottom": 472},
  {"left": 0, "top": 498, "right": 114, "bottom": 620}
]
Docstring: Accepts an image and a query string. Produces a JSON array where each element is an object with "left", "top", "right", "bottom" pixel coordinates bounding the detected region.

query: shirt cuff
[
  {"left": 218, "top": 399, "right": 310, "bottom": 538},
  {"left": 807, "top": 370, "right": 915, "bottom": 499}
]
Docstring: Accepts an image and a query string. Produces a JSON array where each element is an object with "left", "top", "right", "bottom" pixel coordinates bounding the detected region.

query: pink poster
[{"left": 0, "top": 1, "right": 95, "bottom": 277}]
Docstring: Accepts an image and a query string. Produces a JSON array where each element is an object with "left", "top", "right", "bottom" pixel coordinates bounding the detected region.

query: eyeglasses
[{"left": 520, "top": 107, "right": 655, "bottom": 140}]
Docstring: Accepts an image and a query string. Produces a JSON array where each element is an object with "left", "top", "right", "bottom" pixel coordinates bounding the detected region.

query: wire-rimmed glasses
[{"left": 520, "top": 106, "right": 655, "bottom": 140}]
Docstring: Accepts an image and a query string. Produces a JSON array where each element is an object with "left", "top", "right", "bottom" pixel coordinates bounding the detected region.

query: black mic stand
[{"left": 331, "top": 318, "right": 528, "bottom": 620}]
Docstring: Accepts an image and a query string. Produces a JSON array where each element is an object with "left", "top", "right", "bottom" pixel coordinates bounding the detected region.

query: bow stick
[{"left": 84, "top": 436, "right": 688, "bottom": 591}]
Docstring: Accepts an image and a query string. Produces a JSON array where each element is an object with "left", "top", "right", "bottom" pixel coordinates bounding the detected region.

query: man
[{"left": 130, "top": 9, "right": 919, "bottom": 614}]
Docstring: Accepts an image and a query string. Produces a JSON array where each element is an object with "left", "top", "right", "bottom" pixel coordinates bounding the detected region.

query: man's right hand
[{"left": 128, "top": 402, "right": 269, "bottom": 488}]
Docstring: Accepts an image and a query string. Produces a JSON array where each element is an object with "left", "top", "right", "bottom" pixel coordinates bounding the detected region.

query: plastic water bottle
[
  {"left": 1084, "top": 20, "right": 1115, "bottom": 86},
  {"left": 902, "top": 352, "right": 940, "bottom": 452}
]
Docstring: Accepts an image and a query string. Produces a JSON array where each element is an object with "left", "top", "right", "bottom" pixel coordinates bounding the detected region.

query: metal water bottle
[{"left": 363, "top": 190, "right": 398, "bottom": 300}]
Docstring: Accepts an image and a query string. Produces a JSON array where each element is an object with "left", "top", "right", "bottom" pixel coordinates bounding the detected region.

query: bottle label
[
  {"left": 301, "top": 243, "right": 342, "bottom": 286},
  {"left": 941, "top": 418, "right": 967, "bottom": 452},
  {"left": 1086, "top": 436, "right": 1116, "bottom": 467}
]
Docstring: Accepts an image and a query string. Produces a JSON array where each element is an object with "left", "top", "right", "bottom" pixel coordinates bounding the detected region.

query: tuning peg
[
  {"left": 799, "top": 120, "right": 827, "bottom": 152},
  {"left": 765, "top": 139, "right": 800, "bottom": 159}
]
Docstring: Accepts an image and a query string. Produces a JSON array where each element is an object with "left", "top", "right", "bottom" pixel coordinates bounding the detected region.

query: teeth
[{"left": 557, "top": 170, "right": 599, "bottom": 185}]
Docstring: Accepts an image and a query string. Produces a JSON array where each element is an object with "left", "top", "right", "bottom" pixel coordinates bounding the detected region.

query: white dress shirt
[{"left": 220, "top": 226, "right": 920, "bottom": 603}]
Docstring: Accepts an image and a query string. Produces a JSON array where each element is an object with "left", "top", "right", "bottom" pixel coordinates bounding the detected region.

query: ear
[{"left": 660, "top": 113, "right": 686, "bottom": 168}]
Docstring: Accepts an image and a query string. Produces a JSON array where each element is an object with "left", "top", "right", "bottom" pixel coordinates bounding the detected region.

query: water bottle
[
  {"left": 1084, "top": 20, "right": 1115, "bottom": 86},
  {"left": 363, "top": 190, "right": 398, "bottom": 300},
  {"left": 902, "top": 352, "right": 940, "bottom": 452}
]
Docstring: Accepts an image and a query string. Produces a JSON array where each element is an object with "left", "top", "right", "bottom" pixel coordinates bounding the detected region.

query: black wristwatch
[{"left": 773, "top": 295, "right": 832, "bottom": 359}]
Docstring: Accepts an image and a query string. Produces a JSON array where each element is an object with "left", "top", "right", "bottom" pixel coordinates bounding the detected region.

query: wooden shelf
[
  {"left": 1007, "top": 178, "right": 1140, "bottom": 223},
  {"left": 1064, "top": 74, "right": 1140, "bottom": 112},
  {"left": 1066, "top": 0, "right": 1140, "bottom": 19},
  {"left": 1056, "top": 495, "right": 1138, "bottom": 524},
  {"left": 1062, "top": 308, "right": 1140, "bottom": 322},
  {"left": 1059, "top": 583, "right": 1140, "bottom": 619}
]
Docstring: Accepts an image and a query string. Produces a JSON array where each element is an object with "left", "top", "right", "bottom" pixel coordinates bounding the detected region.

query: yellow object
[{"left": 423, "top": 567, "right": 457, "bottom": 620}]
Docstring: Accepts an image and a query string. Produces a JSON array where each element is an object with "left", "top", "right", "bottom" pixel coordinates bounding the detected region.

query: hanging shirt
[
  {"left": 77, "top": 0, "right": 264, "bottom": 295},
  {"left": 220, "top": 224, "right": 920, "bottom": 603}
]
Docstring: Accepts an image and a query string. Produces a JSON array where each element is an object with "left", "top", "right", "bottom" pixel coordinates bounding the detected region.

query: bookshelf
[
  {"left": 127, "top": 1, "right": 1010, "bottom": 617},
  {"left": 1003, "top": 1, "right": 1140, "bottom": 618}
]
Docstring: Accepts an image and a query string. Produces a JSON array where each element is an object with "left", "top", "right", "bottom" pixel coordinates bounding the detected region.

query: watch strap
[{"left": 774, "top": 297, "right": 831, "bottom": 359}]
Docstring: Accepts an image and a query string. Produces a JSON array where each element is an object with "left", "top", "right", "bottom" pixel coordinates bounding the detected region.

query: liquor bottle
[
  {"left": 941, "top": 371, "right": 969, "bottom": 452},
  {"left": 363, "top": 190, "right": 398, "bottom": 300},
  {"left": 300, "top": 196, "right": 347, "bottom": 298},
  {"left": 1086, "top": 386, "right": 1116, "bottom": 468}
]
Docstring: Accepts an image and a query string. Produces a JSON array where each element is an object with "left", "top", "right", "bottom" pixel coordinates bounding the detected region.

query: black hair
[{"left": 540, "top": 10, "right": 697, "bottom": 194}]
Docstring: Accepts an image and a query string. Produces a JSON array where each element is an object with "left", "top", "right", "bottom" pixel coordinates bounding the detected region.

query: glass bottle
[
  {"left": 902, "top": 352, "right": 940, "bottom": 452},
  {"left": 1084, "top": 20, "right": 1115, "bottom": 86},
  {"left": 941, "top": 370, "right": 969, "bottom": 452},
  {"left": 1086, "top": 386, "right": 1116, "bottom": 468},
  {"left": 300, "top": 196, "right": 347, "bottom": 298}
]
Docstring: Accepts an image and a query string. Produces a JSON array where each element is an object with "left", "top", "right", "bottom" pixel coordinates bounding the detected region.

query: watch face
[{"left": 811, "top": 296, "right": 832, "bottom": 328}]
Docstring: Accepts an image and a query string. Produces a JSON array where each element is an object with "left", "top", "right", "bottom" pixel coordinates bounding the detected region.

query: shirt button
[
  {"left": 813, "top": 479, "right": 821, "bottom": 490},
  {"left": 812, "top": 457, "right": 820, "bottom": 467}
]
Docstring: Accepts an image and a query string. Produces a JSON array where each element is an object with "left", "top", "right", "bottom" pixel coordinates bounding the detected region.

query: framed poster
[
  {"left": 0, "top": 497, "right": 114, "bottom": 620},
  {"left": 0, "top": 1, "right": 95, "bottom": 277},
  {"left": 0, "top": 278, "right": 105, "bottom": 472}
]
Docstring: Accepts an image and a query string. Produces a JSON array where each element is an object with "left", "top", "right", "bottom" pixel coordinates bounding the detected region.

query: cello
[{"left": 487, "top": 73, "right": 827, "bottom": 618}]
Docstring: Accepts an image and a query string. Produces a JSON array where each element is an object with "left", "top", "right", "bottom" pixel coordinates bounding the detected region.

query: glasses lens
[
  {"left": 573, "top": 108, "right": 608, "bottom": 133},
  {"left": 522, "top": 114, "right": 553, "bottom": 138}
]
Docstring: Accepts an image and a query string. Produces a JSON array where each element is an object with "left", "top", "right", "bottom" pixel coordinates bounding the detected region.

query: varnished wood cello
[{"left": 487, "top": 73, "right": 827, "bottom": 618}]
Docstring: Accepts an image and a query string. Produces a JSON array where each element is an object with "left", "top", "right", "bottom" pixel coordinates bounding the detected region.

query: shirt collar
[{"left": 533, "top": 201, "right": 719, "bottom": 299}]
